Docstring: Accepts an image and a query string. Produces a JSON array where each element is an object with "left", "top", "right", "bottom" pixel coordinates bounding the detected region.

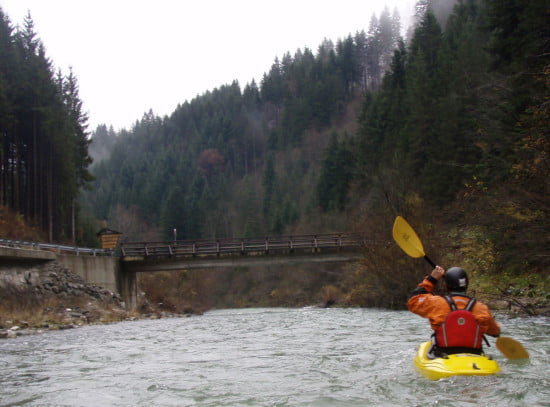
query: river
[{"left": 1, "top": 308, "right": 548, "bottom": 406}]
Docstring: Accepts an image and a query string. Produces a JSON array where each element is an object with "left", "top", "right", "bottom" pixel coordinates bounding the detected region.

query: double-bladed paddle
[
  {"left": 392, "top": 215, "right": 529, "bottom": 360},
  {"left": 392, "top": 216, "right": 436, "bottom": 268}
]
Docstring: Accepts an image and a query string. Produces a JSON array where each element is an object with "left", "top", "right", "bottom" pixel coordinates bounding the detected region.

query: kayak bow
[{"left": 414, "top": 342, "right": 500, "bottom": 380}]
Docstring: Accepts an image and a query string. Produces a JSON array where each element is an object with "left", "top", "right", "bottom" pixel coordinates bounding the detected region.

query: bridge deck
[{"left": 120, "top": 233, "right": 365, "bottom": 260}]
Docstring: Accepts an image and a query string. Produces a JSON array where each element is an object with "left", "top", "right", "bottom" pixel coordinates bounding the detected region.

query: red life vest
[{"left": 435, "top": 296, "right": 483, "bottom": 349}]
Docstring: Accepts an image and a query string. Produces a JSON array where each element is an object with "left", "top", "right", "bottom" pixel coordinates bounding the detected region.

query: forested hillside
[
  {"left": 87, "top": 0, "right": 548, "bottom": 280},
  {"left": 1, "top": 0, "right": 547, "bottom": 310},
  {"left": 84, "top": 5, "right": 404, "bottom": 241}
]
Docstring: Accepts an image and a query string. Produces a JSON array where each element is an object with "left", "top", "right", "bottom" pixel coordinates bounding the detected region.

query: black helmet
[{"left": 444, "top": 267, "right": 468, "bottom": 291}]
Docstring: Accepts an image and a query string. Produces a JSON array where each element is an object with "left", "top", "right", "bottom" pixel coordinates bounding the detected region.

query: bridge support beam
[{"left": 123, "top": 251, "right": 364, "bottom": 273}]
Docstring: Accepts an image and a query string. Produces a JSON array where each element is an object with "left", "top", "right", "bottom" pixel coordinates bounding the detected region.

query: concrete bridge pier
[{"left": 118, "top": 264, "right": 138, "bottom": 311}]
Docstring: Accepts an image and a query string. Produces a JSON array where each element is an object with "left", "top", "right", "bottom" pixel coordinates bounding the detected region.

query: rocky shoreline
[
  {"left": 0, "top": 260, "right": 195, "bottom": 339},
  {"left": 0, "top": 310, "right": 193, "bottom": 339}
]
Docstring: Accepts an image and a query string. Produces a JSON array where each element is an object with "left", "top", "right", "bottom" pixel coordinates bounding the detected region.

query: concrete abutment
[{"left": 55, "top": 254, "right": 137, "bottom": 311}]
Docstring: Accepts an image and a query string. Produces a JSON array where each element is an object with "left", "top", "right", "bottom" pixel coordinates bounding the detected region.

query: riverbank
[
  {"left": 0, "top": 260, "right": 198, "bottom": 339},
  {"left": 0, "top": 310, "right": 194, "bottom": 339},
  {"left": 1, "top": 260, "right": 548, "bottom": 340}
]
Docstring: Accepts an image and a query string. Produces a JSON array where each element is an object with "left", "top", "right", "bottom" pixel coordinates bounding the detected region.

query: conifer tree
[
  {"left": 159, "top": 185, "right": 186, "bottom": 240},
  {"left": 262, "top": 154, "right": 276, "bottom": 219},
  {"left": 402, "top": 10, "right": 446, "bottom": 199},
  {"left": 0, "top": 10, "right": 94, "bottom": 241},
  {"left": 317, "top": 132, "right": 354, "bottom": 212}
]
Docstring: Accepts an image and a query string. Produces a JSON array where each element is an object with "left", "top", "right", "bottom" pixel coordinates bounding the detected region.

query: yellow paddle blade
[
  {"left": 392, "top": 216, "right": 426, "bottom": 258},
  {"left": 496, "top": 336, "right": 529, "bottom": 359}
]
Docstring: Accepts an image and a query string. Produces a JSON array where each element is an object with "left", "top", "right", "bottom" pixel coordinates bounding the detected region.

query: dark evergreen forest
[
  {"left": 0, "top": 10, "right": 92, "bottom": 243},
  {"left": 1, "top": 0, "right": 548, "bottom": 308}
]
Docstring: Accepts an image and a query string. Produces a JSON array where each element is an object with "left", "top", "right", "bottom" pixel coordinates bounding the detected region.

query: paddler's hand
[{"left": 431, "top": 266, "right": 445, "bottom": 281}]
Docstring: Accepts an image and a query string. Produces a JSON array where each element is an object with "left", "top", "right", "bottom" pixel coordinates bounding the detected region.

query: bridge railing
[
  {"left": 0, "top": 239, "right": 114, "bottom": 256},
  {"left": 120, "top": 233, "right": 366, "bottom": 259}
]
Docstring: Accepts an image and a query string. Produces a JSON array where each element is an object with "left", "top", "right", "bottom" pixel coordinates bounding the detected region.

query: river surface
[{"left": 1, "top": 308, "right": 548, "bottom": 406}]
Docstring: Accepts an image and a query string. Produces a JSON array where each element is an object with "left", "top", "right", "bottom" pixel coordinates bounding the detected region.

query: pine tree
[
  {"left": 317, "top": 132, "right": 354, "bottom": 212},
  {"left": 159, "top": 185, "right": 186, "bottom": 240},
  {"left": 402, "top": 10, "right": 447, "bottom": 199},
  {"left": 262, "top": 153, "right": 276, "bottom": 219},
  {"left": 366, "top": 14, "right": 382, "bottom": 89}
]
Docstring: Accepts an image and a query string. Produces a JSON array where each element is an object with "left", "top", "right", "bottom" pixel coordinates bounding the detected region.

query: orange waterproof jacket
[{"left": 407, "top": 277, "right": 501, "bottom": 337}]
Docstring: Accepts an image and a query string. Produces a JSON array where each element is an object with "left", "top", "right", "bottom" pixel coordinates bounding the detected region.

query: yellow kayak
[{"left": 414, "top": 341, "right": 500, "bottom": 380}]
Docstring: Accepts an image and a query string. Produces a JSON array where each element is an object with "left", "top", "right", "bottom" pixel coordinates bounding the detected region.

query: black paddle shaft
[{"left": 424, "top": 255, "right": 436, "bottom": 268}]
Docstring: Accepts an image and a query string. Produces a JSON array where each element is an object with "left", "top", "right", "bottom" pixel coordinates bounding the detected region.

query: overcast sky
[{"left": 1, "top": 0, "right": 416, "bottom": 131}]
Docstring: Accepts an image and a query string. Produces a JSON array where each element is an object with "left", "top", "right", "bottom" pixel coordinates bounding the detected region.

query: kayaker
[{"left": 407, "top": 266, "right": 501, "bottom": 356}]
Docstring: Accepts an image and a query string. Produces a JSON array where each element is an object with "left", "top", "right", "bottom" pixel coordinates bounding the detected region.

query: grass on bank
[{"left": 0, "top": 290, "right": 132, "bottom": 329}]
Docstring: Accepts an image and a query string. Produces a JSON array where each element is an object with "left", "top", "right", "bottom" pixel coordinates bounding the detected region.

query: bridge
[{"left": 1, "top": 233, "right": 367, "bottom": 309}]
